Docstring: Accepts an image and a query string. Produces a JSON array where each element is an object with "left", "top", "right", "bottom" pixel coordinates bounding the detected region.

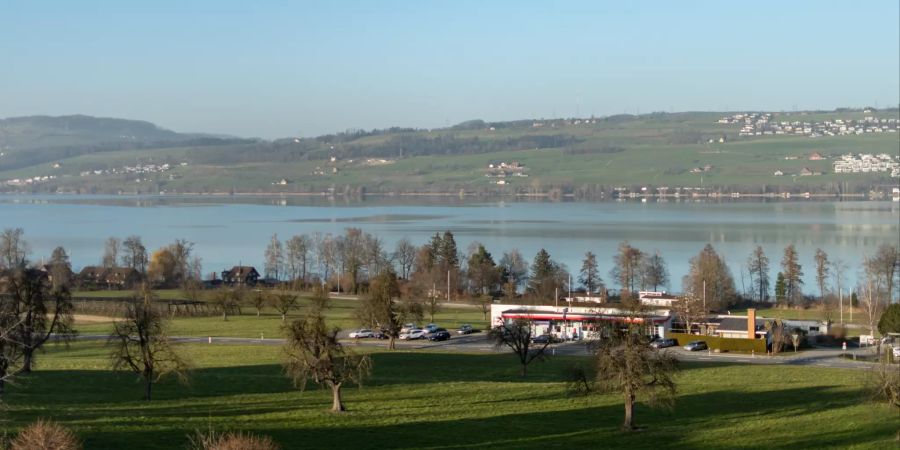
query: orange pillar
[{"left": 747, "top": 308, "right": 756, "bottom": 339}]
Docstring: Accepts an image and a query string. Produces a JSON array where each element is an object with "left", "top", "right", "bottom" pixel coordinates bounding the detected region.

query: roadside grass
[
  {"left": 73, "top": 296, "right": 489, "bottom": 338},
  {"left": 2, "top": 342, "right": 896, "bottom": 449}
]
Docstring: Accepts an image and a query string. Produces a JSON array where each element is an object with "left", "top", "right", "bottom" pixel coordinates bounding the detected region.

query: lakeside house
[
  {"left": 78, "top": 266, "right": 142, "bottom": 289},
  {"left": 221, "top": 266, "right": 260, "bottom": 286}
]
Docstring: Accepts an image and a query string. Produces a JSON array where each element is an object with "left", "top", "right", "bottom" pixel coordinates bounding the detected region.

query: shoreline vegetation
[{"left": 0, "top": 190, "right": 894, "bottom": 201}]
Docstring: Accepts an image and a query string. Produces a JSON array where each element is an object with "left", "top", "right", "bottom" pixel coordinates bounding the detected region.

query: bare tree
[
  {"left": 285, "top": 234, "right": 310, "bottom": 285},
  {"left": 747, "top": 245, "right": 770, "bottom": 303},
  {"left": 682, "top": 244, "right": 736, "bottom": 311},
  {"left": 673, "top": 294, "right": 706, "bottom": 334},
  {"left": 499, "top": 249, "right": 528, "bottom": 295},
  {"left": 109, "top": 286, "right": 188, "bottom": 401},
  {"left": 866, "top": 244, "right": 899, "bottom": 304},
  {"left": 870, "top": 360, "right": 900, "bottom": 441},
  {"left": 831, "top": 258, "right": 849, "bottom": 304},
  {"left": 122, "top": 235, "right": 148, "bottom": 274},
  {"left": 211, "top": 288, "right": 242, "bottom": 321},
  {"left": 392, "top": 237, "right": 417, "bottom": 280},
  {"left": 283, "top": 299, "right": 372, "bottom": 412},
  {"left": 591, "top": 324, "right": 678, "bottom": 431},
  {"left": 640, "top": 251, "right": 669, "bottom": 292},
  {"left": 859, "top": 265, "right": 886, "bottom": 337},
  {"left": 272, "top": 290, "right": 299, "bottom": 322},
  {"left": 250, "top": 289, "right": 268, "bottom": 317},
  {"left": 814, "top": 248, "right": 830, "bottom": 300},
  {"left": 3, "top": 267, "right": 74, "bottom": 373},
  {"left": 611, "top": 241, "right": 643, "bottom": 298},
  {"left": 264, "top": 233, "right": 285, "bottom": 281},
  {"left": 102, "top": 237, "right": 121, "bottom": 268},
  {"left": 487, "top": 319, "right": 550, "bottom": 377},
  {"left": 0, "top": 228, "right": 29, "bottom": 269}
]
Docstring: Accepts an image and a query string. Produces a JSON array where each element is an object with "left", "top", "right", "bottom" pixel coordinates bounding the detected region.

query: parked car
[
  {"left": 423, "top": 323, "right": 440, "bottom": 334},
  {"left": 893, "top": 346, "right": 900, "bottom": 359},
  {"left": 651, "top": 338, "right": 678, "bottom": 349},
  {"left": 531, "top": 335, "right": 560, "bottom": 344},
  {"left": 399, "top": 329, "right": 427, "bottom": 340},
  {"left": 400, "top": 323, "right": 417, "bottom": 333},
  {"left": 349, "top": 329, "right": 374, "bottom": 339},
  {"left": 683, "top": 340, "right": 708, "bottom": 351},
  {"left": 457, "top": 324, "right": 474, "bottom": 334},
  {"left": 429, "top": 330, "right": 451, "bottom": 341}
]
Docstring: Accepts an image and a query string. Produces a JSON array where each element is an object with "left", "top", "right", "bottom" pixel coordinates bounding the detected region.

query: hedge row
[{"left": 667, "top": 332, "right": 766, "bottom": 353}]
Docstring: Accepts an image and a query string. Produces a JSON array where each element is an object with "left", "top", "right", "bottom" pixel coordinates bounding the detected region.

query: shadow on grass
[
  {"left": 3, "top": 353, "right": 894, "bottom": 450},
  {"left": 51, "top": 384, "right": 892, "bottom": 450}
]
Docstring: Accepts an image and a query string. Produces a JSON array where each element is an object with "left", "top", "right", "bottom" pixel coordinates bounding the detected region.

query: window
[{"left": 809, "top": 326, "right": 819, "bottom": 332}]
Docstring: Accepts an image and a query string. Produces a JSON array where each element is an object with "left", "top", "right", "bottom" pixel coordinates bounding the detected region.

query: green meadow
[{"left": 2, "top": 341, "right": 896, "bottom": 449}]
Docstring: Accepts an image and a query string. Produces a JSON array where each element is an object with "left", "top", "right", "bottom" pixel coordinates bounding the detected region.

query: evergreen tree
[{"left": 774, "top": 272, "right": 787, "bottom": 306}]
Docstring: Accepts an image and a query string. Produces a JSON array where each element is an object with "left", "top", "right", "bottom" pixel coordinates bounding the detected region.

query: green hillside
[{"left": 1, "top": 110, "right": 897, "bottom": 197}]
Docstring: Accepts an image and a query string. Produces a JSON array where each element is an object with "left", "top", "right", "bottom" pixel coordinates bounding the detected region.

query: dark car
[
  {"left": 530, "top": 335, "right": 560, "bottom": 344},
  {"left": 457, "top": 324, "right": 474, "bottom": 335},
  {"left": 650, "top": 338, "right": 678, "bottom": 349},
  {"left": 429, "top": 330, "right": 451, "bottom": 341},
  {"left": 683, "top": 340, "right": 708, "bottom": 351}
]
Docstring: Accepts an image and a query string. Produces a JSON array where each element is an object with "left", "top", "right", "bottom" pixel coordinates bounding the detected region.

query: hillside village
[{"left": 718, "top": 112, "right": 899, "bottom": 137}]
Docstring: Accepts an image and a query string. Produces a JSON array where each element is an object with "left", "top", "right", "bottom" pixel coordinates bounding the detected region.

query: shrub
[
  {"left": 189, "top": 431, "right": 280, "bottom": 450},
  {"left": 10, "top": 420, "right": 81, "bottom": 450}
]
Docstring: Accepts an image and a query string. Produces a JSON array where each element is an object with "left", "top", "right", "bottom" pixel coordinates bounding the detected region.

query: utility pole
[{"left": 839, "top": 287, "right": 843, "bottom": 325}]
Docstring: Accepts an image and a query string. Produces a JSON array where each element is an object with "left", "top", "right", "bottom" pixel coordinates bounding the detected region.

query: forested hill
[
  {"left": 1, "top": 109, "right": 898, "bottom": 196},
  {"left": 0, "top": 115, "right": 252, "bottom": 172}
]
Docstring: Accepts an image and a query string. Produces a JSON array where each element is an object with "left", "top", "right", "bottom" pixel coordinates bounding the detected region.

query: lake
[{"left": 1, "top": 195, "right": 897, "bottom": 294}]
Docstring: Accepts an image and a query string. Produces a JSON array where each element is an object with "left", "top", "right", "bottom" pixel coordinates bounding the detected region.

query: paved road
[{"left": 74, "top": 333, "right": 883, "bottom": 370}]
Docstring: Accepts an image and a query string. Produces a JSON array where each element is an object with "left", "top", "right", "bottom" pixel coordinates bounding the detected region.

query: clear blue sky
[{"left": 2, "top": 0, "right": 898, "bottom": 138}]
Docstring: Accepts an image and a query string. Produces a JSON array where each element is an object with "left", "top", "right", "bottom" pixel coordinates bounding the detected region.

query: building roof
[
  {"left": 717, "top": 317, "right": 766, "bottom": 333},
  {"left": 227, "top": 266, "right": 259, "bottom": 277},
  {"left": 500, "top": 308, "right": 670, "bottom": 325}
]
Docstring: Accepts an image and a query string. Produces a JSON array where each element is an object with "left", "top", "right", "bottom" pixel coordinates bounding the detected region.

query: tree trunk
[
  {"left": 520, "top": 362, "right": 527, "bottom": 377},
  {"left": 622, "top": 391, "right": 635, "bottom": 431},
  {"left": 331, "top": 383, "right": 345, "bottom": 412},
  {"left": 145, "top": 377, "right": 153, "bottom": 401},
  {"left": 388, "top": 336, "right": 396, "bottom": 350},
  {"left": 21, "top": 350, "right": 33, "bottom": 374}
]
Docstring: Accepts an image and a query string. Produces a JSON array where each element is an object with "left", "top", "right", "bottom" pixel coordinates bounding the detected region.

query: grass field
[
  {"left": 73, "top": 292, "right": 490, "bottom": 339},
  {"left": 3, "top": 110, "right": 897, "bottom": 194},
  {"left": 2, "top": 341, "right": 896, "bottom": 449}
]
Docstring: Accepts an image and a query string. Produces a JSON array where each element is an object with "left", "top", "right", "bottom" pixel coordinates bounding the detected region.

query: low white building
[{"left": 490, "top": 303, "right": 674, "bottom": 340}]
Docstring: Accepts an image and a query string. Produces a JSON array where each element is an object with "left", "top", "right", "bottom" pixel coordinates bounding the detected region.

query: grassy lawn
[
  {"left": 2, "top": 342, "right": 896, "bottom": 449},
  {"left": 74, "top": 297, "right": 490, "bottom": 338}
]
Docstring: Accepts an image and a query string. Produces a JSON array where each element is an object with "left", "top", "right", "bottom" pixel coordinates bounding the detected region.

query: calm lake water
[{"left": 1, "top": 195, "right": 898, "bottom": 293}]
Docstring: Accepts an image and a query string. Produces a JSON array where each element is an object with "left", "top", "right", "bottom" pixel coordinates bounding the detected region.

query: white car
[
  {"left": 399, "top": 329, "right": 426, "bottom": 340},
  {"left": 349, "top": 329, "right": 374, "bottom": 339},
  {"left": 893, "top": 346, "right": 900, "bottom": 359}
]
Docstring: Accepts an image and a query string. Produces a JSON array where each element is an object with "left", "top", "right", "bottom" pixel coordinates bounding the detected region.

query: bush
[
  {"left": 189, "top": 431, "right": 280, "bottom": 450},
  {"left": 10, "top": 420, "right": 81, "bottom": 450}
]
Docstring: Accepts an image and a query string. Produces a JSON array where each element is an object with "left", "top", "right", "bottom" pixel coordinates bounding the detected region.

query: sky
[{"left": 2, "top": 1, "right": 898, "bottom": 139}]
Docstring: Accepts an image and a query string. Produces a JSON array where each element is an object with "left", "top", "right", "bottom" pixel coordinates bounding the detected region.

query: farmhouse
[
  {"left": 221, "top": 266, "right": 260, "bottom": 286},
  {"left": 78, "top": 266, "right": 142, "bottom": 289}
]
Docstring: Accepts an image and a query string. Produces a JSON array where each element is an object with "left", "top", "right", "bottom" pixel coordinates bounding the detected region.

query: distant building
[
  {"left": 221, "top": 266, "right": 260, "bottom": 286},
  {"left": 808, "top": 152, "right": 824, "bottom": 160}
]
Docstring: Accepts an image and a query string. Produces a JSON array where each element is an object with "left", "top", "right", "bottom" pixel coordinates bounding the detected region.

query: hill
[
  {"left": 0, "top": 115, "right": 253, "bottom": 173},
  {"left": 1, "top": 109, "right": 898, "bottom": 198}
]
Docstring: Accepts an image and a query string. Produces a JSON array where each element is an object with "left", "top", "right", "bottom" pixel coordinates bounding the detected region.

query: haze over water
[{"left": 1, "top": 196, "right": 897, "bottom": 293}]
